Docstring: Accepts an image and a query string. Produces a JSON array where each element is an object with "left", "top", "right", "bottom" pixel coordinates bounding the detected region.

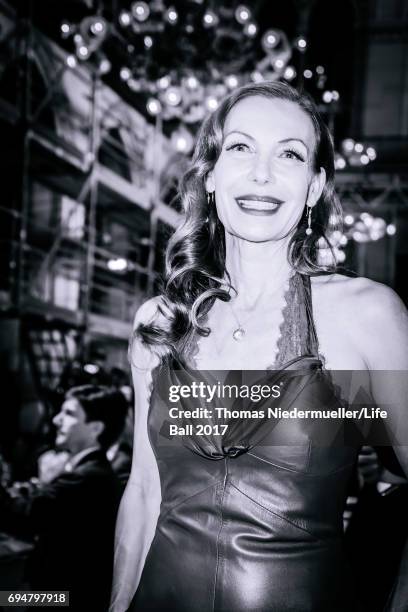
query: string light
[
  {"left": 132, "top": 2, "right": 150, "bottom": 22},
  {"left": 244, "top": 23, "right": 257, "bottom": 37},
  {"left": 203, "top": 11, "right": 218, "bottom": 27},
  {"left": 386, "top": 224, "right": 396, "bottom": 236},
  {"left": 108, "top": 258, "right": 128, "bottom": 272},
  {"left": 61, "top": 22, "right": 71, "bottom": 37},
  {"left": 78, "top": 45, "right": 90, "bottom": 59},
  {"left": 283, "top": 66, "right": 296, "bottom": 80},
  {"left": 225, "top": 75, "right": 239, "bottom": 89},
  {"left": 360, "top": 154, "right": 370, "bottom": 165},
  {"left": 165, "top": 7, "right": 178, "bottom": 24},
  {"left": 186, "top": 75, "right": 199, "bottom": 89},
  {"left": 335, "top": 156, "right": 346, "bottom": 170},
  {"left": 251, "top": 71, "right": 264, "bottom": 82},
  {"left": 295, "top": 37, "right": 307, "bottom": 51},
  {"left": 235, "top": 5, "right": 251, "bottom": 24},
  {"left": 342, "top": 139, "right": 355, "bottom": 152},
  {"left": 127, "top": 78, "right": 141, "bottom": 91},
  {"left": 146, "top": 98, "right": 162, "bottom": 116},
  {"left": 262, "top": 29, "right": 280, "bottom": 51},
  {"left": 316, "top": 65, "right": 325, "bottom": 74},
  {"left": 354, "top": 143, "right": 364, "bottom": 153},
  {"left": 120, "top": 67, "right": 131, "bottom": 81},
  {"left": 144, "top": 36, "right": 153, "bottom": 48},
  {"left": 119, "top": 11, "right": 131, "bottom": 27},
  {"left": 344, "top": 215, "right": 355, "bottom": 225},
  {"left": 366, "top": 147, "right": 377, "bottom": 160},
  {"left": 90, "top": 20, "right": 105, "bottom": 35},
  {"left": 303, "top": 69, "right": 313, "bottom": 79},
  {"left": 157, "top": 75, "right": 171, "bottom": 90},
  {"left": 205, "top": 96, "right": 218, "bottom": 110},
  {"left": 66, "top": 55, "right": 77, "bottom": 68},
  {"left": 165, "top": 87, "right": 182, "bottom": 106},
  {"left": 99, "top": 58, "right": 111, "bottom": 74},
  {"left": 322, "top": 90, "right": 333, "bottom": 103}
]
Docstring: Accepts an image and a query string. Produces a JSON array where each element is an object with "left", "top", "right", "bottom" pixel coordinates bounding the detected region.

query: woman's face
[{"left": 206, "top": 95, "right": 326, "bottom": 243}]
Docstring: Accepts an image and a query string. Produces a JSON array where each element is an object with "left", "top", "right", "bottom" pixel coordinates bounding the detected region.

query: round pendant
[{"left": 232, "top": 327, "right": 245, "bottom": 341}]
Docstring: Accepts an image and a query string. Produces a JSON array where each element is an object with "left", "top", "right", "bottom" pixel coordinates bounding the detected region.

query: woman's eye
[
  {"left": 226, "top": 142, "right": 250, "bottom": 153},
  {"left": 281, "top": 149, "right": 305, "bottom": 162}
]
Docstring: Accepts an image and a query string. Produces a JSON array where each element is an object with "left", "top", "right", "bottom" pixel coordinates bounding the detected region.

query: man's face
[{"left": 52, "top": 398, "right": 102, "bottom": 454}]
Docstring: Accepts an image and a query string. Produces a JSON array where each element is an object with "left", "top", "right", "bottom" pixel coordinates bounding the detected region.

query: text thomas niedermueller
[{"left": 167, "top": 407, "right": 388, "bottom": 420}]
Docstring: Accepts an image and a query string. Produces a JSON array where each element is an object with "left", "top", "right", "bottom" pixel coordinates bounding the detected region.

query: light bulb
[
  {"left": 166, "top": 7, "right": 178, "bottom": 24},
  {"left": 132, "top": 1, "right": 150, "bottom": 22},
  {"left": 261, "top": 29, "right": 280, "bottom": 51},
  {"left": 66, "top": 55, "right": 77, "bottom": 68},
  {"left": 120, "top": 67, "right": 131, "bottom": 81},
  {"left": 206, "top": 96, "right": 218, "bottom": 111},
  {"left": 296, "top": 37, "right": 307, "bottom": 50},
  {"left": 203, "top": 11, "right": 218, "bottom": 27},
  {"left": 225, "top": 75, "right": 238, "bottom": 89},
  {"left": 283, "top": 66, "right": 296, "bottom": 80},
  {"left": 235, "top": 5, "right": 251, "bottom": 24},
  {"left": 119, "top": 11, "right": 131, "bottom": 27},
  {"left": 165, "top": 87, "right": 182, "bottom": 106},
  {"left": 147, "top": 98, "right": 162, "bottom": 116},
  {"left": 244, "top": 23, "right": 257, "bottom": 37}
]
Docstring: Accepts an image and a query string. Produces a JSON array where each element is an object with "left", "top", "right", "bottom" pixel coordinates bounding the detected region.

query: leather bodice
[{"left": 130, "top": 275, "right": 359, "bottom": 612}]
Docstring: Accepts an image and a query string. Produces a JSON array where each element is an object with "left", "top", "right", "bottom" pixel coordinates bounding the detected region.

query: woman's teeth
[{"left": 237, "top": 199, "right": 280, "bottom": 210}]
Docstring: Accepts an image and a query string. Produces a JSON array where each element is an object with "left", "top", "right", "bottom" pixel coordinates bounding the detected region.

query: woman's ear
[
  {"left": 205, "top": 172, "right": 215, "bottom": 193},
  {"left": 307, "top": 167, "right": 326, "bottom": 208}
]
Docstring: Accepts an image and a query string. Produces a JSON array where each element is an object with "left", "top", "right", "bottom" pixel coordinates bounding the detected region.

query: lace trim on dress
[{"left": 182, "top": 273, "right": 322, "bottom": 371}]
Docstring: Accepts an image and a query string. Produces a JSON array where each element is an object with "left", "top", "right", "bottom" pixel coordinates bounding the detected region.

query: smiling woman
[{"left": 110, "top": 82, "right": 408, "bottom": 612}]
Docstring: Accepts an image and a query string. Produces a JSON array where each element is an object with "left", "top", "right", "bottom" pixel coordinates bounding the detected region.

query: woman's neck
[{"left": 224, "top": 234, "right": 293, "bottom": 309}]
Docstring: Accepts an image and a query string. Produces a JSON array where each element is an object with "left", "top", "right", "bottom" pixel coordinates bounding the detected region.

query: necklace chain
[{"left": 227, "top": 273, "right": 295, "bottom": 342}]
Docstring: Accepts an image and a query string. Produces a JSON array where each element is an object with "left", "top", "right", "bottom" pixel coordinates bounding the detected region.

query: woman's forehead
[{"left": 223, "top": 95, "right": 316, "bottom": 145}]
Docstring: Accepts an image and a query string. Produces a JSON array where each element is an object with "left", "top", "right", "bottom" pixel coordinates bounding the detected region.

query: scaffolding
[{"left": 1, "top": 0, "right": 408, "bottom": 390}]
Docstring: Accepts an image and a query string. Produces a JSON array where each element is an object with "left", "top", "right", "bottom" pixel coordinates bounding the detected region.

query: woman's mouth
[{"left": 235, "top": 195, "right": 284, "bottom": 215}]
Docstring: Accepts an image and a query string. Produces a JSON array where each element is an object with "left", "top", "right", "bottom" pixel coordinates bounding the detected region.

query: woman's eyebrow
[
  {"left": 224, "top": 132, "right": 309, "bottom": 152},
  {"left": 224, "top": 129, "right": 254, "bottom": 141},
  {"left": 279, "top": 137, "right": 309, "bottom": 151}
]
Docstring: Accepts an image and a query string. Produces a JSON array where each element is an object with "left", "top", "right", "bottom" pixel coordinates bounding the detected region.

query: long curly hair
[{"left": 134, "top": 81, "right": 342, "bottom": 366}]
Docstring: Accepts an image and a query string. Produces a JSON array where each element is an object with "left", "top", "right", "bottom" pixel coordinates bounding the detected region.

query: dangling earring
[
  {"left": 206, "top": 191, "right": 215, "bottom": 221},
  {"left": 306, "top": 205, "right": 313, "bottom": 235},
  {"left": 206, "top": 191, "right": 215, "bottom": 206}
]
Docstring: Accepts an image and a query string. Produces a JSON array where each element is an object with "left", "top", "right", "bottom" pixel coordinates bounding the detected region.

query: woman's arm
[
  {"left": 358, "top": 283, "right": 408, "bottom": 611},
  {"left": 110, "top": 299, "right": 162, "bottom": 612}
]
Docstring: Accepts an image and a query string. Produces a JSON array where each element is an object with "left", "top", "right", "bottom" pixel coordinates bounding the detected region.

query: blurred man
[{"left": 0, "top": 385, "right": 128, "bottom": 611}]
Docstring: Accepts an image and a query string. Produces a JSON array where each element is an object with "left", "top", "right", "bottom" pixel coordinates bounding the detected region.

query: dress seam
[
  {"left": 230, "top": 481, "right": 322, "bottom": 542},
  {"left": 247, "top": 451, "right": 356, "bottom": 476},
  {"left": 157, "top": 479, "right": 224, "bottom": 524},
  {"left": 212, "top": 458, "right": 228, "bottom": 612}
]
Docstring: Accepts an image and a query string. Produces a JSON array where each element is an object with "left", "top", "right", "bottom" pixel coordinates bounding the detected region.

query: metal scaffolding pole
[{"left": 80, "top": 71, "right": 100, "bottom": 361}]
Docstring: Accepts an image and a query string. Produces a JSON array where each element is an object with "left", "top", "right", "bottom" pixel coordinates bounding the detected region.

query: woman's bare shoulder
[
  {"left": 312, "top": 273, "right": 408, "bottom": 368},
  {"left": 313, "top": 273, "right": 404, "bottom": 311}
]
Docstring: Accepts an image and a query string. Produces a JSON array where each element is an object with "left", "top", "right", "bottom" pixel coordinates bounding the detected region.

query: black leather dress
[{"left": 130, "top": 274, "right": 358, "bottom": 612}]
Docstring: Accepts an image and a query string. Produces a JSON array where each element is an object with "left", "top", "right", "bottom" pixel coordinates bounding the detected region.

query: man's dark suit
[{"left": 1, "top": 449, "right": 122, "bottom": 611}]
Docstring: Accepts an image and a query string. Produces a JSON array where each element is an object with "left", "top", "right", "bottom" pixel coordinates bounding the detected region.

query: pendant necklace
[
  {"left": 227, "top": 273, "right": 295, "bottom": 342},
  {"left": 228, "top": 302, "right": 253, "bottom": 342}
]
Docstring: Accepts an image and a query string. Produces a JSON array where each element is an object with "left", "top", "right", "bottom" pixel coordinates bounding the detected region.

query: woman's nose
[
  {"left": 53, "top": 412, "right": 62, "bottom": 427},
  {"left": 249, "top": 154, "right": 274, "bottom": 184}
]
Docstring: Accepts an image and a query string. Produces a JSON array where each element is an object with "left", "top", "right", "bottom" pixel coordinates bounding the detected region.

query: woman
[{"left": 110, "top": 82, "right": 408, "bottom": 611}]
